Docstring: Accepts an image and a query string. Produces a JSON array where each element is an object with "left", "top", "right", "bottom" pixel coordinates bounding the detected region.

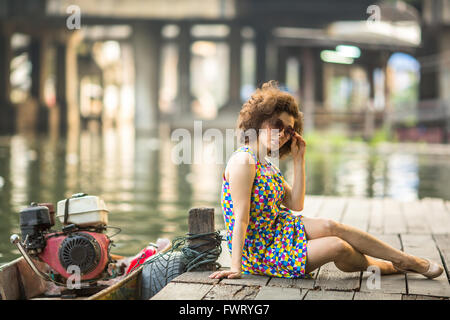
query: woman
[{"left": 210, "top": 80, "right": 444, "bottom": 280}]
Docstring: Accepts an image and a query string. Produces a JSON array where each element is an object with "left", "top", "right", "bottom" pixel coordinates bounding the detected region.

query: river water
[{"left": 1, "top": 124, "right": 449, "bottom": 265}]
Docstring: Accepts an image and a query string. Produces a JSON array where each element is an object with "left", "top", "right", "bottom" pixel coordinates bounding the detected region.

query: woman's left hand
[
  {"left": 290, "top": 132, "right": 306, "bottom": 162},
  {"left": 209, "top": 268, "right": 242, "bottom": 279}
]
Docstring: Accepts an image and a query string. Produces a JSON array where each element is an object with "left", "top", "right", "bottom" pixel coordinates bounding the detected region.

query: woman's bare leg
[
  {"left": 304, "top": 236, "right": 400, "bottom": 274},
  {"left": 301, "top": 216, "right": 429, "bottom": 273}
]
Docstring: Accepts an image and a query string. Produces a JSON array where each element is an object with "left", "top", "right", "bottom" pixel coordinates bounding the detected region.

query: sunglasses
[{"left": 268, "top": 118, "right": 295, "bottom": 138}]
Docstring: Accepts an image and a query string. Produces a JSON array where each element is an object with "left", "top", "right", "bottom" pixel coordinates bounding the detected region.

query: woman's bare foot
[{"left": 393, "top": 255, "right": 430, "bottom": 274}]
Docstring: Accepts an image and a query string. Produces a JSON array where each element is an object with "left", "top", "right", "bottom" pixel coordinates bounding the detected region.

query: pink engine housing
[{"left": 39, "top": 231, "right": 110, "bottom": 281}]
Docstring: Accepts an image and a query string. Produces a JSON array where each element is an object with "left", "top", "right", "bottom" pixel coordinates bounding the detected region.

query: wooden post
[{"left": 188, "top": 207, "right": 216, "bottom": 271}]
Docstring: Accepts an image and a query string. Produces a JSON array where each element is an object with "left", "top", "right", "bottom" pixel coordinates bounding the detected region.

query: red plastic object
[
  {"left": 125, "top": 246, "right": 157, "bottom": 275},
  {"left": 39, "top": 231, "right": 110, "bottom": 281}
]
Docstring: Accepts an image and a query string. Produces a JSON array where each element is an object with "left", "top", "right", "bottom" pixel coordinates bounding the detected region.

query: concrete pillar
[
  {"left": 417, "top": 27, "right": 439, "bottom": 100},
  {"left": 323, "top": 63, "right": 333, "bottom": 112},
  {"left": 363, "top": 65, "right": 375, "bottom": 141},
  {"left": 176, "top": 21, "right": 192, "bottom": 118},
  {"left": 133, "top": 22, "right": 162, "bottom": 133},
  {"left": 228, "top": 23, "right": 241, "bottom": 109},
  {"left": 415, "top": 24, "right": 450, "bottom": 143},
  {"left": 0, "top": 33, "right": 11, "bottom": 104},
  {"left": 30, "top": 36, "right": 49, "bottom": 132},
  {"left": 381, "top": 52, "right": 393, "bottom": 138},
  {"left": 276, "top": 46, "right": 288, "bottom": 85},
  {"left": 437, "top": 28, "right": 450, "bottom": 143},
  {"left": 55, "top": 42, "right": 68, "bottom": 134},
  {"left": 0, "top": 31, "right": 15, "bottom": 133},
  {"left": 314, "top": 49, "right": 324, "bottom": 109},
  {"left": 265, "top": 36, "right": 278, "bottom": 83},
  {"left": 54, "top": 31, "right": 80, "bottom": 136},
  {"left": 300, "top": 47, "right": 316, "bottom": 133},
  {"left": 255, "top": 27, "right": 267, "bottom": 86}
]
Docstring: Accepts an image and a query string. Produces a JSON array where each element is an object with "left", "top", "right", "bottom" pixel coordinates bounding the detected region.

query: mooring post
[{"left": 188, "top": 207, "right": 216, "bottom": 271}]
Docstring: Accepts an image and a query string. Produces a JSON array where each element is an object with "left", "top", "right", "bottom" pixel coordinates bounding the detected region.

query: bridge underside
[{"left": 0, "top": 0, "right": 449, "bottom": 143}]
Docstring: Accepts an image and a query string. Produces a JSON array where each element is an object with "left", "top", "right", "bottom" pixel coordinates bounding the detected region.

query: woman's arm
[
  {"left": 282, "top": 133, "right": 307, "bottom": 211},
  {"left": 210, "top": 151, "right": 256, "bottom": 279}
]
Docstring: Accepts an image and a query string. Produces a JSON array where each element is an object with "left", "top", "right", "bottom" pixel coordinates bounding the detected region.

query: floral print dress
[{"left": 221, "top": 145, "right": 309, "bottom": 278}]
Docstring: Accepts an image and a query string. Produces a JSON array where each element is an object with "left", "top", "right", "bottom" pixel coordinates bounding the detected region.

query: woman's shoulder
[
  {"left": 226, "top": 152, "right": 257, "bottom": 174},
  {"left": 224, "top": 147, "right": 257, "bottom": 182},
  {"left": 231, "top": 145, "right": 258, "bottom": 160},
  {"left": 229, "top": 147, "right": 256, "bottom": 164}
]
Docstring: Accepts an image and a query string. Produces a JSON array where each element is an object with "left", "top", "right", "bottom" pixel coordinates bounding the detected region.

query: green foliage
[
  {"left": 304, "top": 126, "right": 397, "bottom": 150},
  {"left": 304, "top": 130, "right": 359, "bottom": 150},
  {"left": 368, "top": 127, "right": 394, "bottom": 147}
]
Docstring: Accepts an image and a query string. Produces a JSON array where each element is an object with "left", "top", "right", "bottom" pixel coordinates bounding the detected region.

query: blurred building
[{"left": 0, "top": 0, "right": 449, "bottom": 143}]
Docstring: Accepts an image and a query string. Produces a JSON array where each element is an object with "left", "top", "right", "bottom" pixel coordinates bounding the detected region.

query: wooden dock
[{"left": 151, "top": 195, "right": 450, "bottom": 300}]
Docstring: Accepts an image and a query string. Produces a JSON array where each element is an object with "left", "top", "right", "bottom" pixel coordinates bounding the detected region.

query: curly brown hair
[{"left": 237, "top": 80, "right": 304, "bottom": 158}]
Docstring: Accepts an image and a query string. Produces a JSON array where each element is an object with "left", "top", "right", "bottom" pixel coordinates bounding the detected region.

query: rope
[
  {"left": 134, "top": 231, "right": 224, "bottom": 274},
  {"left": 181, "top": 231, "right": 223, "bottom": 272}
]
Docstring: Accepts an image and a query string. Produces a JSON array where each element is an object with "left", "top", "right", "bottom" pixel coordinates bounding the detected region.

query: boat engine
[
  {"left": 39, "top": 230, "right": 110, "bottom": 281},
  {"left": 18, "top": 197, "right": 112, "bottom": 282}
]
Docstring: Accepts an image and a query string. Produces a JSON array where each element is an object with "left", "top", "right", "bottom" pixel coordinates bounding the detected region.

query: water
[{"left": 1, "top": 124, "right": 449, "bottom": 265}]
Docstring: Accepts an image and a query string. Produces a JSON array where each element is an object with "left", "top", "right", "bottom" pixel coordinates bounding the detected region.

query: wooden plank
[
  {"left": 433, "top": 234, "right": 450, "bottom": 283},
  {"left": 354, "top": 292, "right": 402, "bottom": 300},
  {"left": 150, "top": 282, "right": 213, "bottom": 300},
  {"left": 401, "top": 200, "right": 431, "bottom": 234},
  {"left": 341, "top": 197, "right": 371, "bottom": 232},
  {"left": 402, "top": 294, "right": 446, "bottom": 300},
  {"left": 295, "top": 195, "right": 324, "bottom": 218},
  {"left": 91, "top": 273, "right": 140, "bottom": 300},
  {"left": 172, "top": 271, "right": 220, "bottom": 285},
  {"left": 203, "top": 284, "right": 259, "bottom": 300},
  {"left": 315, "top": 196, "right": 348, "bottom": 222},
  {"left": 401, "top": 234, "right": 440, "bottom": 257},
  {"left": 16, "top": 258, "right": 48, "bottom": 299},
  {"left": 373, "top": 234, "right": 402, "bottom": 250},
  {"left": 267, "top": 273, "right": 317, "bottom": 290},
  {"left": 420, "top": 198, "right": 450, "bottom": 234},
  {"left": 383, "top": 198, "right": 407, "bottom": 234},
  {"left": 368, "top": 198, "right": 384, "bottom": 235},
  {"left": 360, "top": 234, "right": 407, "bottom": 294},
  {"left": 220, "top": 274, "right": 270, "bottom": 287},
  {"left": 303, "top": 289, "right": 354, "bottom": 300},
  {"left": 31, "top": 297, "right": 86, "bottom": 300},
  {"left": 361, "top": 270, "right": 407, "bottom": 295},
  {"left": 254, "top": 286, "right": 306, "bottom": 300},
  {"left": 314, "top": 262, "right": 360, "bottom": 291},
  {"left": 401, "top": 234, "right": 450, "bottom": 298},
  {"left": 0, "top": 258, "right": 21, "bottom": 300}
]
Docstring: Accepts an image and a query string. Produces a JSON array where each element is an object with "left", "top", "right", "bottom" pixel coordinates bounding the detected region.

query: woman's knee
[
  {"left": 302, "top": 217, "right": 341, "bottom": 240},
  {"left": 323, "top": 218, "right": 340, "bottom": 236},
  {"left": 329, "top": 236, "right": 353, "bottom": 259}
]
